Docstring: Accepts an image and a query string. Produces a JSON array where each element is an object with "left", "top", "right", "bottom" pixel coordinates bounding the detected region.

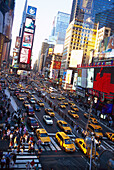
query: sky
[{"left": 11, "top": 0, "right": 73, "bottom": 66}]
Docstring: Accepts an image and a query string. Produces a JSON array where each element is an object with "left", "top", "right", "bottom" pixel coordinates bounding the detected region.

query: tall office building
[
  {"left": 95, "top": 7, "right": 114, "bottom": 35},
  {"left": 70, "top": 0, "right": 114, "bottom": 26},
  {"left": 49, "top": 11, "right": 70, "bottom": 45}
]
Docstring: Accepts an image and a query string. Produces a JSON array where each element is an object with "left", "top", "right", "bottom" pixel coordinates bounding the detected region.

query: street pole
[
  {"left": 86, "top": 97, "right": 93, "bottom": 132},
  {"left": 90, "top": 141, "right": 93, "bottom": 170}
]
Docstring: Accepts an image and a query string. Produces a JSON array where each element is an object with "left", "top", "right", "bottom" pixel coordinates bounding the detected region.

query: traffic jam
[{"left": 0, "top": 74, "right": 114, "bottom": 169}]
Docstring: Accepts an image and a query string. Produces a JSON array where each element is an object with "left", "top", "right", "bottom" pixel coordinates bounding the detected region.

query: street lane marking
[
  {"left": 50, "top": 137, "right": 61, "bottom": 151},
  {"left": 103, "top": 141, "right": 114, "bottom": 151}
]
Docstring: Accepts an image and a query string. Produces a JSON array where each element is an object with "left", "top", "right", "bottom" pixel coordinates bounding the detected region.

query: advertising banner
[
  {"left": 69, "top": 50, "right": 83, "bottom": 68},
  {"left": 22, "top": 32, "right": 33, "bottom": 48},
  {"left": 87, "top": 68, "right": 94, "bottom": 88},
  {"left": 66, "top": 70, "right": 73, "bottom": 84},
  {"left": 24, "top": 18, "right": 35, "bottom": 33},
  {"left": 62, "top": 71, "right": 67, "bottom": 83},
  {"left": 81, "top": 69, "right": 87, "bottom": 88},
  {"left": 27, "top": 6, "right": 37, "bottom": 18},
  {"left": 53, "top": 61, "right": 61, "bottom": 69},
  {"left": 20, "top": 48, "right": 31, "bottom": 64},
  {"left": 73, "top": 73, "right": 78, "bottom": 90},
  {"left": 81, "top": 0, "right": 93, "bottom": 10},
  {"left": 93, "top": 67, "right": 114, "bottom": 94},
  {"left": 15, "top": 36, "right": 21, "bottom": 49}
]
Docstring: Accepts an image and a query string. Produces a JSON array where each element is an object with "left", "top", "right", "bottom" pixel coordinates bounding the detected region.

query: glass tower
[
  {"left": 70, "top": 0, "right": 114, "bottom": 32},
  {"left": 49, "top": 11, "right": 70, "bottom": 44}
]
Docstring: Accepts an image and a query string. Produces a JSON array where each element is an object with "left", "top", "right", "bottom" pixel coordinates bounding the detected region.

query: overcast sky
[{"left": 10, "top": 0, "right": 72, "bottom": 66}]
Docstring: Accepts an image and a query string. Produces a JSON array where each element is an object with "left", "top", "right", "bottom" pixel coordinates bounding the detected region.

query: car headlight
[{"left": 31, "top": 126, "right": 34, "bottom": 128}]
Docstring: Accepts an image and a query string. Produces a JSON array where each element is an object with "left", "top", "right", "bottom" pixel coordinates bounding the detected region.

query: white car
[{"left": 43, "top": 115, "right": 53, "bottom": 125}]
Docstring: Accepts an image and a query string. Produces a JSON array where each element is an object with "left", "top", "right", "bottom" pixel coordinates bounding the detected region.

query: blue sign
[{"left": 27, "top": 6, "right": 37, "bottom": 18}]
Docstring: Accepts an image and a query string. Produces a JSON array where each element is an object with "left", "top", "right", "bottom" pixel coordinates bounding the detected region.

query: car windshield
[
  {"left": 48, "top": 109, "right": 53, "bottom": 112},
  {"left": 65, "top": 139, "right": 72, "bottom": 144},
  {"left": 71, "top": 112, "right": 76, "bottom": 114},
  {"left": 46, "top": 117, "right": 51, "bottom": 120},
  {"left": 62, "top": 123, "right": 68, "bottom": 127},
  {"left": 31, "top": 120, "right": 37, "bottom": 123},
  {"left": 29, "top": 109, "right": 33, "bottom": 112},
  {"left": 40, "top": 133, "right": 48, "bottom": 137},
  {"left": 95, "top": 129, "right": 102, "bottom": 133}
]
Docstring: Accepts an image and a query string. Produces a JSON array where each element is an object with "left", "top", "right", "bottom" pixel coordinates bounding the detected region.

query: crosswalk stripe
[
  {"left": 50, "top": 143, "right": 56, "bottom": 151},
  {"left": 17, "top": 155, "right": 38, "bottom": 159},
  {"left": 44, "top": 145, "right": 51, "bottom": 151},
  {"left": 50, "top": 137, "right": 61, "bottom": 151}
]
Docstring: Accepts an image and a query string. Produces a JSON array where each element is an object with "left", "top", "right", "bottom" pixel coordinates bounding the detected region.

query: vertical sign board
[{"left": 18, "top": 6, "right": 37, "bottom": 70}]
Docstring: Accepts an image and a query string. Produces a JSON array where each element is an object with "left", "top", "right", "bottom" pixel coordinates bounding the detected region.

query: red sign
[{"left": 53, "top": 61, "right": 61, "bottom": 69}]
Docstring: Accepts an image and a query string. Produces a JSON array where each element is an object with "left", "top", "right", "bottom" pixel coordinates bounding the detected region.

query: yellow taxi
[
  {"left": 71, "top": 105, "right": 79, "bottom": 112},
  {"left": 88, "top": 124, "right": 103, "bottom": 139},
  {"left": 45, "top": 108, "right": 55, "bottom": 117},
  {"left": 36, "top": 128, "right": 51, "bottom": 145},
  {"left": 37, "top": 100, "right": 44, "bottom": 107},
  {"left": 57, "top": 96, "right": 63, "bottom": 101},
  {"left": 105, "top": 132, "right": 114, "bottom": 142},
  {"left": 55, "top": 132, "right": 76, "bottom": 152},
  {"left": 58, "top": 103, "right": 66, "bottom": 109},
  {"left": 62, "top": 101, "right": 68, "bottom": 106},
  {"left": 57, "top": 120, "right": 72, "bottom": 133},
  {"left": 75, "top": 138, "right": 87, "bottom": 154},
  {"left": 68, "top": 101, "right": 75, "bottom": 105},
  {"left": 88, "top": 117, "right": 98, "bottom": 125},
  {"left": 84, "top": 113, "right": 93, "bottom": 119},
  {"left": 75, "top": 138, "right": 99, "bottom": 158},
  {"left": 68, "top": 110, "right": 79, "bottom": 119},
  {"left": 50, "top": 95, "right": 55, "bottom": 99}
]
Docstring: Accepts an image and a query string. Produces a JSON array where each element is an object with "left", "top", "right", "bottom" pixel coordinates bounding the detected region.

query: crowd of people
[{"left": 0, "top": 89, "right": 40, "bottom": 169}]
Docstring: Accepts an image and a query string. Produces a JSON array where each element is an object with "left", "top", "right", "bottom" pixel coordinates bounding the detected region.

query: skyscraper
[
  {"left": 69, "top": 0, "right": 114, "bottom": 27},
  {"left": 49, "top": 11, "right": 70, "bottom": 45}
]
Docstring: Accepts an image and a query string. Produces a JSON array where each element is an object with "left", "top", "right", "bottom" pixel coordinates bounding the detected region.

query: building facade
[
  {"left": 49, "top": 11, "right": 70, "bottom": 45},
  {"left": 0, "top": 0, "right": 15, "bottom": 70}
]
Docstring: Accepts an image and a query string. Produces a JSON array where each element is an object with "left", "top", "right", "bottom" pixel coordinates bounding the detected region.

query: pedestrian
[
  {"left": 0, "top": 150, "right": 3, "bottom": 162},
  {"left": 21, "top": 144, "right": 25, "bottom": 154},
  {"left": 37, "top": 139, "right": 41, "bottom": 150},
  {"left": 1, "top": 156, "right": 6, "bottom": 168},
  {"left": 6, "top": 156, "right": 10, "bottom": 168},
  {"left": 12, "top": 151, "right": 16, "bottom": 166},
  {"left": 30, "top": 159, "right": 35, "bottom": 168},
  {"left": 17, "top": 144, "right": 20, "bottom": 153},
  {"left": 26, "top": 161, "right": 31, "bottom": 170}
]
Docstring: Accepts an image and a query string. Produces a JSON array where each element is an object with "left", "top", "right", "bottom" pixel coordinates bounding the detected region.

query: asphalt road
[{"left": 7, "top": 80, "right": 114, "bottom": 170}]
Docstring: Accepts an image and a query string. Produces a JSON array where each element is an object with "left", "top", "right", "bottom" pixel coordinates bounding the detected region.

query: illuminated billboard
[
  {"left": 22, "top": 32, "right": 33, "bottom": 48},
  {"left": 73, "top": 73, "right": 78, "bottom": 90},
  {"left": 62, "top": 71, "right": 67, "bottom": 83},
  {"left": 87, "top": 68, "right": 94, "bottom": 88},
  {"left": 81, "top": 69, "right": 87, "bottom": 88},
  {"left": 77, "top": 69, "right": 82, "bottom": 86},
  {"left": 27, "top": 6, "right": 37, "bottom": 18},
  {"left": 66, "top": 70, "right": 73, "bottom": 84},
  {"left": 20, "top": 48, "right": 31, "bottom": 64},
  {"left": 93, "top": 67, "right": 114, "bottom": 94},
  {"left": 24, "top": 18, "right": 35, "bottom": 33},
  {"left": 53, "top": 61, "right": 61, "bottom": 69},
  {"left": 15, "top": 36, "right": 21, "bottom": 49},
  {"left": 69, "top": 50, "right": 83, "bottom": 68}
]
